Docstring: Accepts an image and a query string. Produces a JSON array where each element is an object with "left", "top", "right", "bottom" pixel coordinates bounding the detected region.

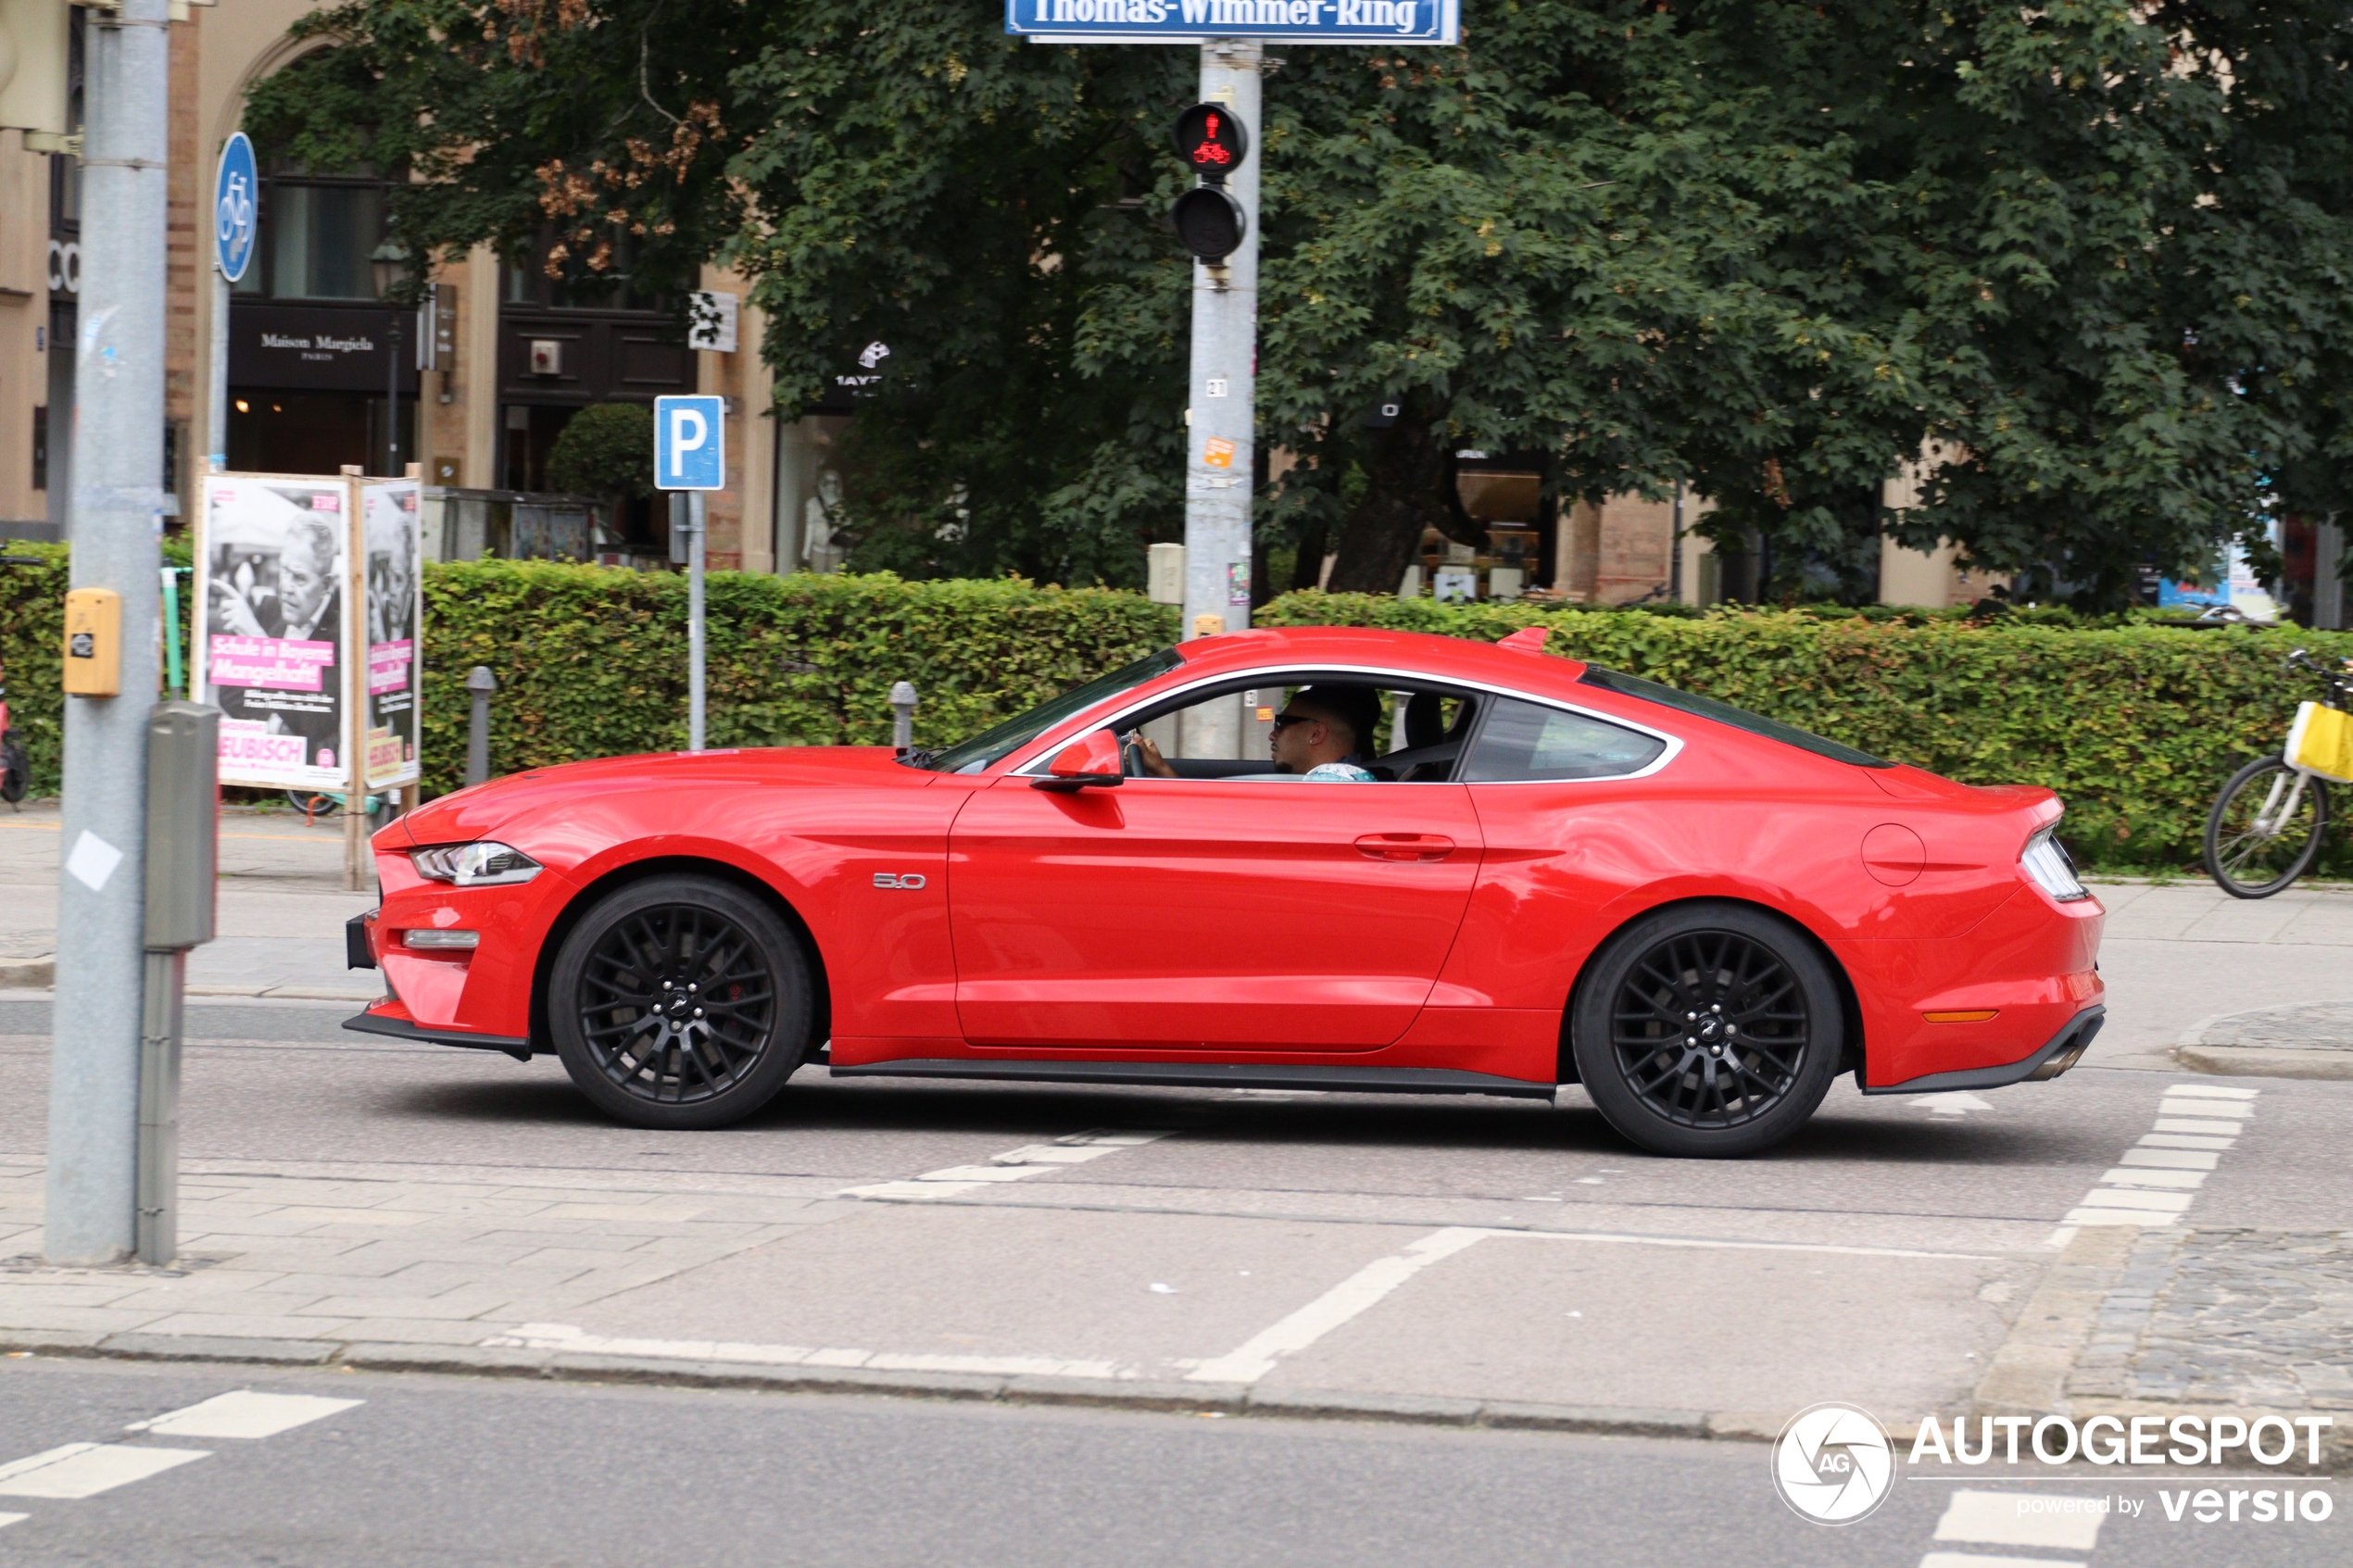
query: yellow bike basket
[{"left": 2285, "top": 700, "right": 2353, "bottom": 784}]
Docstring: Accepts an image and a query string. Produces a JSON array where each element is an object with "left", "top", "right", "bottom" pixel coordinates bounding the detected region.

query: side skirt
[{"left": 827, "top": 1059, "right": 1555, "bottom": 1098}]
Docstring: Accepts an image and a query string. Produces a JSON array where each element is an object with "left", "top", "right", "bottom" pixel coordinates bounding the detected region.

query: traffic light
[
  {"left": 1169, "top": 101, "right": 1250, "bottom": 265},
  {"left": 0, "top": 0, "right": 70, "bottom": 144}
]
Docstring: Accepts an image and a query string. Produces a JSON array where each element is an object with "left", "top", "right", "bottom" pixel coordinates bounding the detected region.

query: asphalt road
[{"left": 0, "top": 1357, "right": 2329, "bottom": 1568}]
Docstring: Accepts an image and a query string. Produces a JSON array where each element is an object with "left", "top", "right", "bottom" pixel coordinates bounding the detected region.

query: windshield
[
  {"left": 1578, "top": 666, "right": 1890, "bottom": 769},
  {"left": 920, "top": 649, "right": 1183, "bottom": 774}
]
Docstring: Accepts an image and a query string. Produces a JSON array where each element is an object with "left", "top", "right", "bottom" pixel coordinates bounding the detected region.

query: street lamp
[{"left": 370, "top": 242, "right": 407, "bottom": 477}]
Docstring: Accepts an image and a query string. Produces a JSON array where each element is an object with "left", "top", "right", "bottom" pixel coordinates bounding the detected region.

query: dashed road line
[
  {"left": 1927, "top": 1486, "right": 2108, "bottom": 1555},
  {"left": 0, "top": 1444, "right": 211, "bottom": 1500},
  {"left": 127, "top": 1390, "right": 364, "bottom": 1440},
  {"left": 0, "top": 1512, "right": 25, "bottom": 1530},
  {"left": 841, "top": 1127, "right": 1173, "bottom": 1200},
  {"left": 2060, "top": 1084, "right": 2258, "bottom": 1233}
]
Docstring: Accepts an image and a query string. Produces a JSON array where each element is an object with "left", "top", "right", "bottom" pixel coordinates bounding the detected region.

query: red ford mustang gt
[{"left": 346, "top": 625, "right": 2104, "bottom": 1156}]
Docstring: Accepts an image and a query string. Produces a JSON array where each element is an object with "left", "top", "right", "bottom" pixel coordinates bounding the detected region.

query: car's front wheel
[
  {"left": 549, "top": 874, "right": 813, "bottom": 1130},
  {"left": 1570, "top": 902, "right": 1841, "bottom": 1158}
]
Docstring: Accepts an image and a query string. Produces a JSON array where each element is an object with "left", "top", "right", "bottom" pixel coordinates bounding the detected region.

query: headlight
[
  {"left": 2020, "top": 825, "right": 2089, "bottom": 903},
  {"left": 409, "top": 842, "right": 543, "bottom": 887}
]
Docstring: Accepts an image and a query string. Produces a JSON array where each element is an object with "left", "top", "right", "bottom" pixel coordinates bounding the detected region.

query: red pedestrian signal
[{"left": 1172, "top": 102, "right": 1250, "bottom": 184}]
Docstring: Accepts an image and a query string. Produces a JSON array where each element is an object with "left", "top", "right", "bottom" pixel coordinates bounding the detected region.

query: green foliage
[
  {"left": 243, "top": 0, "right": 2353, "bottom": 606},
  {"left": 546, "top": 404, "right": 656, "bottom": 502},
  {"left": 1261, "top": 590, "right": 2353, "bottom": 871},
  {"left": 0, "top": 542, "right": 194, "bottom": 801},
  {"left": 415, "top": 563, "right": 1176, "bottom": 795},
  {"left": 9, "top": 554, "right": 2350, "bottom": 876}
]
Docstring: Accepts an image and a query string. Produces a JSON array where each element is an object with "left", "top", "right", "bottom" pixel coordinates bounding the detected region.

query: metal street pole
[
  {"left": 385, "top": 311, "right": 402, "bottom": 477},
  {"left": 1178, "top": 38, "right": 1261, "bottom": 760},
  {"left": 687, "top": 490, "right": 706, "bottom": 751},
  {"left": 47, "top": 0, "right": 171, "bottom": 1266},
  {"left": 207, "top": 269, "right": 228, "bottom": 473}
]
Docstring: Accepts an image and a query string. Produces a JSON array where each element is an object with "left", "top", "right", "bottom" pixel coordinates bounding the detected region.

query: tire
[
  {"left": 549, "top": 874, "right": 814, "bottom": 1130},
  {"left": 0, "top": 733, "right": 25, "bottom": 804},
  {"left": 287, "top": 789, "right": 341, "bottom": 819},
  {"left": 2203, "top": 758, "right": 2328, "bottom": 899},
  {"left": 1570, "top": 902, "right": 1842, "bottom": 1159}
]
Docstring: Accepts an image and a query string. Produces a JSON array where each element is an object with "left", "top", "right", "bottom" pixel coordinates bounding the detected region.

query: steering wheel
[{"left": 1123, "top": 739, "right": 1147, "bottom": 778}]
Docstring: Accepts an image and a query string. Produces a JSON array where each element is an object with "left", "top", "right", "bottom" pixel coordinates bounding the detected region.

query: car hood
[{"left": 376, "top": 746, "right": 920, "bottom": 852}]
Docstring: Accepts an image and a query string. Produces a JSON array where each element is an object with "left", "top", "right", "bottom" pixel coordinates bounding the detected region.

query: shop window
[{"left": 264, "top": 183, "right": 385, "bottom": 300}]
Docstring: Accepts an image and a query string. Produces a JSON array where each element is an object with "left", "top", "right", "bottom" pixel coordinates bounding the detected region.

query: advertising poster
[
  {"left": 361, "top": 479, "right": 424, "bottom": 789},
  {"left": 196, "top": 475, "right": 359, "bottom": 790}
]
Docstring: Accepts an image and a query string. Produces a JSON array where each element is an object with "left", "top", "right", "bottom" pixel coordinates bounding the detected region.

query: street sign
[
  {"left": 1007, "top": 0, "right": 1458, "bottom": 44},
  {"left": 654, "top": 395, "right": 725, "bottom": 491},
  {"left": 1173, "top": 102, "right": 1248, "bottom": 182},
  {"left": 214, "top": 132, "right": 258, "bottom": 284}
]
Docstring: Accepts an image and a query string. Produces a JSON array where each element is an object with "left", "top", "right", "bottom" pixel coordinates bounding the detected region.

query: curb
[
  {"left": 2175, "top": 1044, "right": 2353, "bottom": 1081},
  {"left": 1, "top": 1330, "right": 1732, "bottom": 1442}
]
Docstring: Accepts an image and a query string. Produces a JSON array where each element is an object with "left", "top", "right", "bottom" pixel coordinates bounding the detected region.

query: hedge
[
  {"left": 5, "top": 551, "right": 2348, "bottom": 871},
  {"left": 1260, "top": 592, "right": 2353, "bottom": 872}
]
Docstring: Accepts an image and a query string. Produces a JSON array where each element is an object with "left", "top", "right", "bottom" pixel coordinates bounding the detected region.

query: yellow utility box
[{"left": 62, "top": 587, "right": 122, "bottom": 696}]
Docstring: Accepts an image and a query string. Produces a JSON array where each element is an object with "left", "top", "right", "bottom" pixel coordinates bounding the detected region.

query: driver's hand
[{"left": 1134, "top": 735, "right": 1176, "bottom": 778}]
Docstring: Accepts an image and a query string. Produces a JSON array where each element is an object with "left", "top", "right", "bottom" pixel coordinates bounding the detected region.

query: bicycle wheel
[
  {"left": 2203, "top": 758, "right": 2329, "bottom": 898},
  {"left": 286, "top": 789, "right": 342, "bottom": 819}
]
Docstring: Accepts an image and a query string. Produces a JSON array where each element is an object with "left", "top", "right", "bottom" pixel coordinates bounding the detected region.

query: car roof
[{"left": 1174, "top": 625, "right": 1586, "bottom": 696}]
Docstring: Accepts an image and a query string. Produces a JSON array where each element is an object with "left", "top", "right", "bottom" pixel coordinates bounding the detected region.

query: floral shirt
[{"left": 1302, "top": 761, "right": 1378, "bottom": 783}]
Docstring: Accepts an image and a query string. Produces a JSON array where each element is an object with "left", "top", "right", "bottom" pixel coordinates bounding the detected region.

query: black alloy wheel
[
  {"left": 549, "top": 874, "right": 812, "bottom": 1130},
  {"left": 1571, "top": 902, "right": 1841, "bottom": 1158}
]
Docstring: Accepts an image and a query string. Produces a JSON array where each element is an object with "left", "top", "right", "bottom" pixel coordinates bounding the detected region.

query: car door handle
[{"left": 1354, "top": 833, "right": 1456, "bottom": 862}]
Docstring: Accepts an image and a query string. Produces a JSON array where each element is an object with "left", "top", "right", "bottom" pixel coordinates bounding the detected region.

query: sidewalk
[{"left": 0, "top": 800, "right": 378, "bottom": 1000}]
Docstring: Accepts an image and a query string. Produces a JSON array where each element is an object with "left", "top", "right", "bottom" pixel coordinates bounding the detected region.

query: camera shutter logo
[{"left": 1772, "top": 1402, "right": 1894, "bottom": 1525}]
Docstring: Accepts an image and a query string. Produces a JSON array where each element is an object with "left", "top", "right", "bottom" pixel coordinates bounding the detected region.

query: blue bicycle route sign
[
  {"left": 1006, "top": 0, "right": 1458, "bottom": 44},
  {"left": 214, "top": 132, "right": 258, "bottom": 284}
]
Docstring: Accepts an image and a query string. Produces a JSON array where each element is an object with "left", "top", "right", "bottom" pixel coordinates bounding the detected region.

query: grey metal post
[
  {"left": 687, "top": 490, "right": 707, "bottom": 752},
  {"left": 889, "top": 681, "right": 917, "bottom": 755},
  {"left": 207, "top": 270, "right": 229, "bottom": 472},
  {"left": 1179, "top": 38, "right": 1261, "bottom": 760},
  {"left": 137, "top": 702, "right": 217, "bottom": 1267},
  {"left": 47, "top": 0, "right": 171, "bottom": 1266},
  {"left": 464, "top": 666, "right": 496, "bottom": 787}
]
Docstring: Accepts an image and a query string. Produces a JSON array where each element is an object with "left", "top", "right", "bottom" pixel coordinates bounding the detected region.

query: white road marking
[
  {"left": 1909, "top": 1092, "right": 1995, "bottom": 1116},
  {"left": 2120, "top": 1148, "right": 2220, "bottom": 1170},
  {"left": 841, "top": 1129, "right": 1172, "bottom": 1200},
  {"left": 0, "top": 1444, "right": 209, "bottom": 1499},
  {"left": 127, "top": 1391, "right": 363, "bottom": 1440},
  {"left": 1181, "top": 1224, "right": 1991, "bottom": 1386},
  {"left": 1188, "top": 1228, "right": 1489, "bottom": 1384},
  {"left": 1931, "top": 1489, "right": 2106, "bottom": 1550},
  {"left": 2156, "top": 1097, "right": 2253, "bottom": 1119},
  {"left": 2069, "top": 1187, "right": 2194, "bottom": 1212},
  {"left": 2163, "top": 1084, "right": 2259, "bottom": 1099},
  {"left": 2139, "top": 1132, "right": 2235, "bottom": 1150},
  {"left": 480, "top": 1323, "right": 1126, "bottom": 1379},
  {"left": 1918, "top": 1555, "right": 2082, "bottom": 1568},
  {"left": 2098, "top": 1167, "right": 2206, "bottom": 1189},
  {"left": 0, "top": 1513, "right": 24, "bottom": 1530},
  {"left": 2063, "top": 1207, "right": 2185, "bottom": 1227},
  {"left": 2153, "top": 1117, "right": 2250, "bottom": 1135}
]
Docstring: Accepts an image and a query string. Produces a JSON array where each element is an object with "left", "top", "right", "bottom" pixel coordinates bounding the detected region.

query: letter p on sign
[{"left": 654, "top": 395, "right": 725, "bottom": 491}]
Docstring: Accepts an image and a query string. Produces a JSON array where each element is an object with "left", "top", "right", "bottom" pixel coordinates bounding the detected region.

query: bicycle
[
  {"left": 285, "top": 789, "right": 387, "bottom": 823},
  {"left": 2202, "top": 648, "right": 2353, "bottom": 897}
]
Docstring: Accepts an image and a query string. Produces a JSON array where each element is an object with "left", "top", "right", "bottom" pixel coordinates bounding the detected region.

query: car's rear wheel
[
  {"left": 1571, "top": 903, "right": 1840, "bottom": 1158},
  {"left": 549, "top": 874, "right": 812, "bottom": 1130}
]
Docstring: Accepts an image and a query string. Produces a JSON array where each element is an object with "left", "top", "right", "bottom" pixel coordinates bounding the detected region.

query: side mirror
[{"left": 1034, "top": 729, "right": 1124, "bottom": 792}]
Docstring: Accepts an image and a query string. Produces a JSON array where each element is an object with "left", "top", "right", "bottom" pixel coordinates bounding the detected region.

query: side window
[{"left": 1460, "top": 697, "right": 1666, "bottom": 783}]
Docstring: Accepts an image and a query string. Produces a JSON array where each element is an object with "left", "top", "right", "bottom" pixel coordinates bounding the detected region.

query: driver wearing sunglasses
[{"left": 1133, "top": 684, "right": 1381, "bottom": 781}]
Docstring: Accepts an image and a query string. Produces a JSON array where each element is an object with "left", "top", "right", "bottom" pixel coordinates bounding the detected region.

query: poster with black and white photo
[
  {"left": 361, "top": 478, "right": 423, "bottom": 790},
  {"left": 195, "top": 475, "right": 359, "bottom": 790}
]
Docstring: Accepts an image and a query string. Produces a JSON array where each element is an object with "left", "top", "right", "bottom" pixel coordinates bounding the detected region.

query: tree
[
  {"left": 547, "top": 402, "right": 655, "bottom": 502},
  {"left": 247, "top": 1, "right": 2353, "bottom": 608}
]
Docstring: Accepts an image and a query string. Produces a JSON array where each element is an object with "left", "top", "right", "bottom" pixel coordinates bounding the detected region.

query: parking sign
[
  {"left": 654, "top": 395, "right": 725, "bottom": 491},
  {"left": 215, "top": 132, "right": 258, "bottom": 283}
]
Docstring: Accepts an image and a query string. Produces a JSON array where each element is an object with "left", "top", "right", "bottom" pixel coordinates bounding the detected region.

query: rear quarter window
[
  {"left": 1460, "top": 697, "right": 1667, "bottom": 782},
  {"left": 1577, "top": 667, "right": 1889, "bottom": 769}
]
